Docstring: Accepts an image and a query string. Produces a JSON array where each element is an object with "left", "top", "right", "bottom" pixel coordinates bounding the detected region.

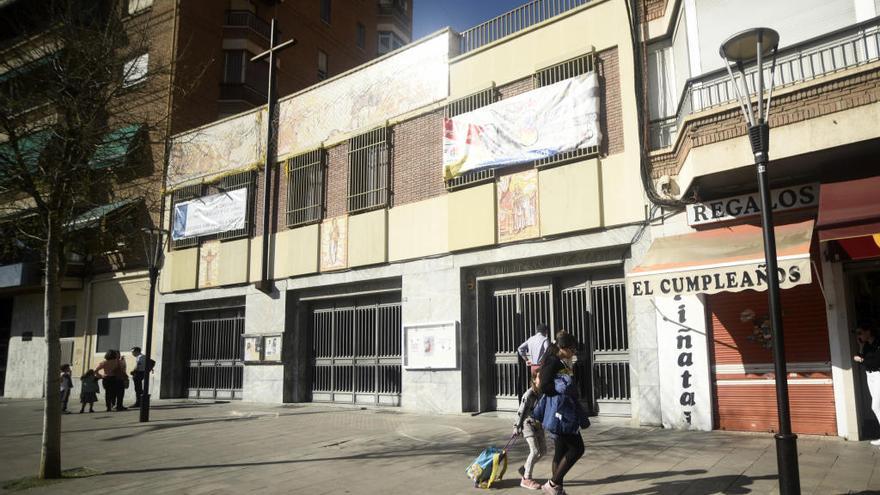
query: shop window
[
  {"left": 443, "top": 85, "right": 499, "bottom": 191},
  {"left": 347, "top": 127, "right": 389, "bottom": 213},
  {"left": 96, "top": 315, "right": 144, "bottom": 353}
]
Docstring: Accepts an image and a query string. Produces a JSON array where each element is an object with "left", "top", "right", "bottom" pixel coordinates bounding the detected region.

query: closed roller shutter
[{"left": 709, "top": 281, "right": 837, "bottom": 435}]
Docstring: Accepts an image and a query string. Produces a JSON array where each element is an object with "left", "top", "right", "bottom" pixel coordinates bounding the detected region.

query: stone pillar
[{"left": 242, "top": 286, "right": 287, "bottom": 403}]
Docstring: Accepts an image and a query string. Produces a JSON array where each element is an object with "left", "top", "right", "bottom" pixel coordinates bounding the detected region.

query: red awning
[{"left": 817, "top": 177, "right": 880, "bottom": 241}]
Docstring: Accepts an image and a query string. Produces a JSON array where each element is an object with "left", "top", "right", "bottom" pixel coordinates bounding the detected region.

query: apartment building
[
  {"left": 0, "top": 0, "right": 411, "bottom": 399},
  {"left": 634, "top": 0, "right": 880, "bottom": 439},
  {"left": 156, "top": 0, "right": 661, "bottom": 424}
]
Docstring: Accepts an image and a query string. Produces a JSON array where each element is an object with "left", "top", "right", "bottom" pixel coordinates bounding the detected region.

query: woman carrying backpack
[{"left": 533, "top": 331, "right": 588, "bottom": 495}]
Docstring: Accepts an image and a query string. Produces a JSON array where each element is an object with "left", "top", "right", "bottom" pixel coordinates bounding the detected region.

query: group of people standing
[
  {"left": 59, "top": 346, "right": 150, "bottom": 414},
  {"left": 512, "top": 324, "right": 588, "bottom": 495}
]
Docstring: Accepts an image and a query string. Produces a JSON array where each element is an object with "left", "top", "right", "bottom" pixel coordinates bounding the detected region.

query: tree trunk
[{"left": 39, "top": 218, "right": 62, "bottom": 479}]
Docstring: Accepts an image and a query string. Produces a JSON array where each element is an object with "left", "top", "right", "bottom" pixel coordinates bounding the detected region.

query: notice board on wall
[{"left": 403, "top": 321, "right": 458, "bottom": 370}]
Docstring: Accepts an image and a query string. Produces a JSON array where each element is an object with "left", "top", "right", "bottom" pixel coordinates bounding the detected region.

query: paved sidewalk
[{"left": 0, "top": 398, "right": 878, "bottom": 495}]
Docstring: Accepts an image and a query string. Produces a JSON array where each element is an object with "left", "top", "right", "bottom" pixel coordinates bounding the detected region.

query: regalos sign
[{"left": 686, "top": 184, "right": 818, "bottom": 226}]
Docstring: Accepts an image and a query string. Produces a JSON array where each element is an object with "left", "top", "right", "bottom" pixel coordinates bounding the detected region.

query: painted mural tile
[
  {"left": 198, "top": 240, "right": 221, "bottom": 288},
  {"left": 497, "top": 169, "right": 540, "bottom": 243},
  {"left": 320, "top": 216, "right": 348, "bottom": 271}
]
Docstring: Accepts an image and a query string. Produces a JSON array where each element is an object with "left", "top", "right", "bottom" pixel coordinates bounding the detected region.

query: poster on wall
[
  {"left": 320, "top": 216, "right": 348, "bottom": 271},
  {"left": 243, "top": 336, "right": 263, "bottom": 362},
  {"left": 497, "top": 169, "right": 540, "bottom": 243},
  {"left": 442, "top": 72, "right": 600, "bottom": 179},
  {"left": 198, "top": 240, "right": 220, "bottom": 288},
  {"left": 263, "top": 335, "right": 282, "bottom": 362},
  {"left": 172, "top": 188, "right": 247, "bottom": 240},
  {"left": 403, "top": 322, "right": 458, "bottom": 370},
  {"left": 654, "top": 295, "right": 713, "bottom": 431}
]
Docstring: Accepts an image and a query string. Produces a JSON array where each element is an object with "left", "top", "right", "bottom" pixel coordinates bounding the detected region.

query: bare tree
[{"left": 0, "top": 0, "right": 188, "bottom": 478}]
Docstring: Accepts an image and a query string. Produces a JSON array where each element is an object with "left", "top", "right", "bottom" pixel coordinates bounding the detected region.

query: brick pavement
[{"left": 0, "top": 398, "right": 878, "bottom": 495}]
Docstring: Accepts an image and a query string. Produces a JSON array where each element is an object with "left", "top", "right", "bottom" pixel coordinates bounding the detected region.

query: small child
[
  {"left": 60, "top": 364, "right": 73, "bottom": 414},
  {"left": 79, "top": 369, "right": 100, "bottom": 413},
  {"left": 513, "top": 369, "right": 547, "bottom": 490}
]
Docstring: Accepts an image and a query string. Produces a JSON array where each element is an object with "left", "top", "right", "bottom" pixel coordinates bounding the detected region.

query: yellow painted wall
[
  {"left": 540, "top": 159, "right": 602, "bottom": 235},
  {"left": 448, "top": 183, "right": 496, "bottom": 252},
  {"left": 599, "top": 154, "right": 645, "bottom": 226},
  {"left": 249, "top": 236, "right": 263, "bottom": 283},
  {"left": 389, "top": 195, "right": 449, "bottom": 262},
  {"left": 168, "top": 248, "right": 197, "bottom": 291},
  {"left": 349, "top": 209, "right": 388, "bottom": 267},
  {"left": 218, "top": 238, "right": 250, "bottom": 286},
  {"left": 273, "top": 225, "right": 320, "bottom": 278}
]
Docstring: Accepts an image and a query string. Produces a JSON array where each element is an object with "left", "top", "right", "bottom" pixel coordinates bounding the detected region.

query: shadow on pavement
[
  {"left": 596, "top": 473, "right": 778, "bottom": 495},
  {"left": 567, "top": 469, "right": 707, "bottom": 486}
]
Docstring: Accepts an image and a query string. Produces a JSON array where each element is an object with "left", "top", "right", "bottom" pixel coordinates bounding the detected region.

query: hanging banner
[
  {"left": 442, "top": 72, "right": 600, "bottom": 180},
  {"left": 172, "top": 188, "right": 247, "bottom": 240}
]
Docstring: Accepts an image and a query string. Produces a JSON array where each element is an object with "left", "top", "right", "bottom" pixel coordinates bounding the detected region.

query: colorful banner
[
  {"left": 172, "top": 188, "right": 247, "bottom": 240},
  {"left": 443, "top": 72, "right": 600, "bottom": 179}
]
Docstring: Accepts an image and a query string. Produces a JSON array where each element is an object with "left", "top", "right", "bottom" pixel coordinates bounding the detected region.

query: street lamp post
[
  {"left": 139, "top": 227, "right": 167, "bottom": 423},
  {"left": 720, "top": 28, "right": 800, "bottom": 494}
]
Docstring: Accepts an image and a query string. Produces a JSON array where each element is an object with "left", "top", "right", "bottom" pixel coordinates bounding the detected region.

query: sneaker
[
  {"left": 870, "top": 439, "right": 880, "bottom": 446},
  {"left": 541, "top": 481, "right": 565, "bottom": 495},
  {"left": 520, "top": 478, "right": 542, "bottom": 490}
]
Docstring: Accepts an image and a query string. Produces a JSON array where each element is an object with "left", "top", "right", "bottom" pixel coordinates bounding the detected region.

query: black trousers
[
  {"left": 60, "top": 389, "right": 70, "bottom": 411},
  {"left": 132, "top": 371, "right": 145, "bottom": 404},
  {"left": 551, "top": 432, "right": 585, "bottom": 485},
  {"left": 102, "top": 377, "right": 117, "bottom": 411}
]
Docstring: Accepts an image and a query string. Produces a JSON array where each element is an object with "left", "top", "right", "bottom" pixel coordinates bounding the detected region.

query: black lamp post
[
  {"left": 139, "top": 226, "right": 167, "bottom": 423},
  {"left": 720, "top": 28, "right": 800, "bottom": 494}
]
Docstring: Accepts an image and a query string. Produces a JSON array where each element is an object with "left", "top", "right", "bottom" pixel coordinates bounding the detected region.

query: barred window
[
  {"left": 169, "top": 170, "right": 255, "bottom": 249},
  {"left": 533, "top": 52, "right": 598, "bottom": 169},
  {"left": 347, "top": 127, "right": 389, "bottom": 213},
  {"left": 286, "top": 149, "right": 325, "bottom": 228},
  {"left": 444, "top": 85, "right": 499, "bottom": 191}
]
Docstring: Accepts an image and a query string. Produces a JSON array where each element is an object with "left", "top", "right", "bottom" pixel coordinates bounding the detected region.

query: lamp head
[{"left": 720, "top": 27, "right": 779, "bottom": 63}]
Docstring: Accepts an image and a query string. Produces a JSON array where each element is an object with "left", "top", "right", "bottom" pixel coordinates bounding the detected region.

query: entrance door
[
  {"left": 310, "top": 298, "right": 402, "bottom": 406},
  {"left": 0, "top": 298, "right": 11, "bottom": 397},
  {"left": 851, "top": 268, "right": 880, "bottom": 437},
  {"left": 187, "top": 311, "right": 244, "bottom": 400},
  {"left": 490, "top": 282, "right": 553, "bottom": 411}
]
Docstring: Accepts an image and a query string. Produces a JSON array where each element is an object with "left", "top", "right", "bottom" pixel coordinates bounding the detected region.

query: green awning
[
  {"left": 68, "top": 198, "right": 138, "bottom": 231},
  {"left": 0, "top": 54, "right": 56, "bottom": 84},
  {"left": 0, "top": 130, "right": 52, "bottom": 171},
  {"left": 90, "top": 124, "right": 142, "bottom": 170}
]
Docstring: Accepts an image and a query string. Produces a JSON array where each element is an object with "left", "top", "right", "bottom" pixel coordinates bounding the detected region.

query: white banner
[
  {"left": 442, "top": 72, "right": 600, "bottom": 179},
  {"left": 655, "top": 295, "right": 713, "bottom": 431},
  {"left": 172, "top": 188, "right": 247, "bottom": 240}
]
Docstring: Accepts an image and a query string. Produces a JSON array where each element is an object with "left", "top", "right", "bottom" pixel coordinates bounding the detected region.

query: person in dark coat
[{"left": 855, "top": 324, "right": 880, "bottom": 446}]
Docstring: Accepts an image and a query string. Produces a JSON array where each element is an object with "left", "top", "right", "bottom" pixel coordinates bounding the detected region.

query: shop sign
[
  {"left": 686, "top": 184, "right": 818, "bottom": 226},
  {"left": 655, "top": 295, "right": 712, "bottom": 431}
]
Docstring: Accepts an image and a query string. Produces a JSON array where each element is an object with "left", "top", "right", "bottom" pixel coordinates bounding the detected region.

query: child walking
[
  {"left": 514, "top": 369, "right": 546, "bottom": 490},
  {"left": 60, "top": 364, "right": 73, "bottom": 414},
  {"left": 79, "top": 369, "right": 100, "bottom": 413}
]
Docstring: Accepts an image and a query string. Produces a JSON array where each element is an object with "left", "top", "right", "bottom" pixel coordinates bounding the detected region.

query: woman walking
[
  {"left": 535, "top": 331, "right": 588, "bottom": 495},
  {"left": 95, "top": 350, "right": 128, "bottom": 412}
]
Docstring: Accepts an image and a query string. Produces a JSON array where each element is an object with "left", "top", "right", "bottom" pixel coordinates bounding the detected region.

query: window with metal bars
[
  {"left": 169, "top": 170, "right": 255, "bottom": 249},
  {"left": 347, "top": 127, "right": 389, "bottom": 213},
  {"left": 286, "top": 149, "right": 325, "bottom": 228},
  {"left": 444, "top": 86, "right": 499, "bottom": 191},
  {"left": 533, "top": 52, "right": 599, "bottom": 169}
]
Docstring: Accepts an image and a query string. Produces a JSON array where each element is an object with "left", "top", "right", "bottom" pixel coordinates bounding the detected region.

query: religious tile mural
[
  {"left": 168, "top": 109, "right": 267, "bottom": 188},
  {"left": 497, "top": 169, "right": 540, "bottom": 243},
  {"left": 198, "top": 240, "right": 221, "bottom": 288},
  {"left": 320, "top": 216, "right": 348, "bottom": 271},
  {"left": 276, "top": 32, "right": 450, "bottom": 158}
]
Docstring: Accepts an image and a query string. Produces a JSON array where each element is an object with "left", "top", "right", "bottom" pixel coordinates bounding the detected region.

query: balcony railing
[
  {"left": 458, "top": 0, "right": 590, "bottom": 54},
  {"left": 224, "top": 10, "right": 272, "bottom": 40},
  {"left": 650, "top": 17, "right": 880, "bottom": 150}
]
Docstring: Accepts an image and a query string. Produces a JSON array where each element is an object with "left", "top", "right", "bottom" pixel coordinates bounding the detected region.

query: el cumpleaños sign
[{"left": 686, "top": 184, "right": 818, "bottom": 226}]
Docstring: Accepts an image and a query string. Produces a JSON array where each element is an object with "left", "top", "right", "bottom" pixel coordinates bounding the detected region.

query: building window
[
  {"left": 127, "top": 0, "right": 152, "bottom": 15},
  {"left": 60, "top": 305, "right": 76, "bottom": 339},
  {"left": 169, "top": 171, "right": 255, "bottom": 249},
  {"left": 320, "top": 0, "right": 331, "bottom": 23},
  {"left": 356, "top": 22, "right": 366, "bottom": 49},
  {"left": 223, "top": 50, "right": 246, "bottom": 84},
  {"left": 532, "top": 52, "right": 598, "bottom": 169},
  {"left": 378, "top": 31, "right": 404, "bottom": 55},
  {"left": 444, "top": 85, "right": 500, "bottom": 190},
  {"left": 317, "top": 50, "right": 328, "bottom": 80},
  {"left": 123, "top": 53, "right": 149, "bottom": 87},
  {"left": 348, "top": 127, "right": 390, "bottom": 213},
  {"left": 96, "top": 315, "right": 144, "bottom": 353},
  {"left": 286, "top": 149, "right": 325, "bottom": 228}
]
